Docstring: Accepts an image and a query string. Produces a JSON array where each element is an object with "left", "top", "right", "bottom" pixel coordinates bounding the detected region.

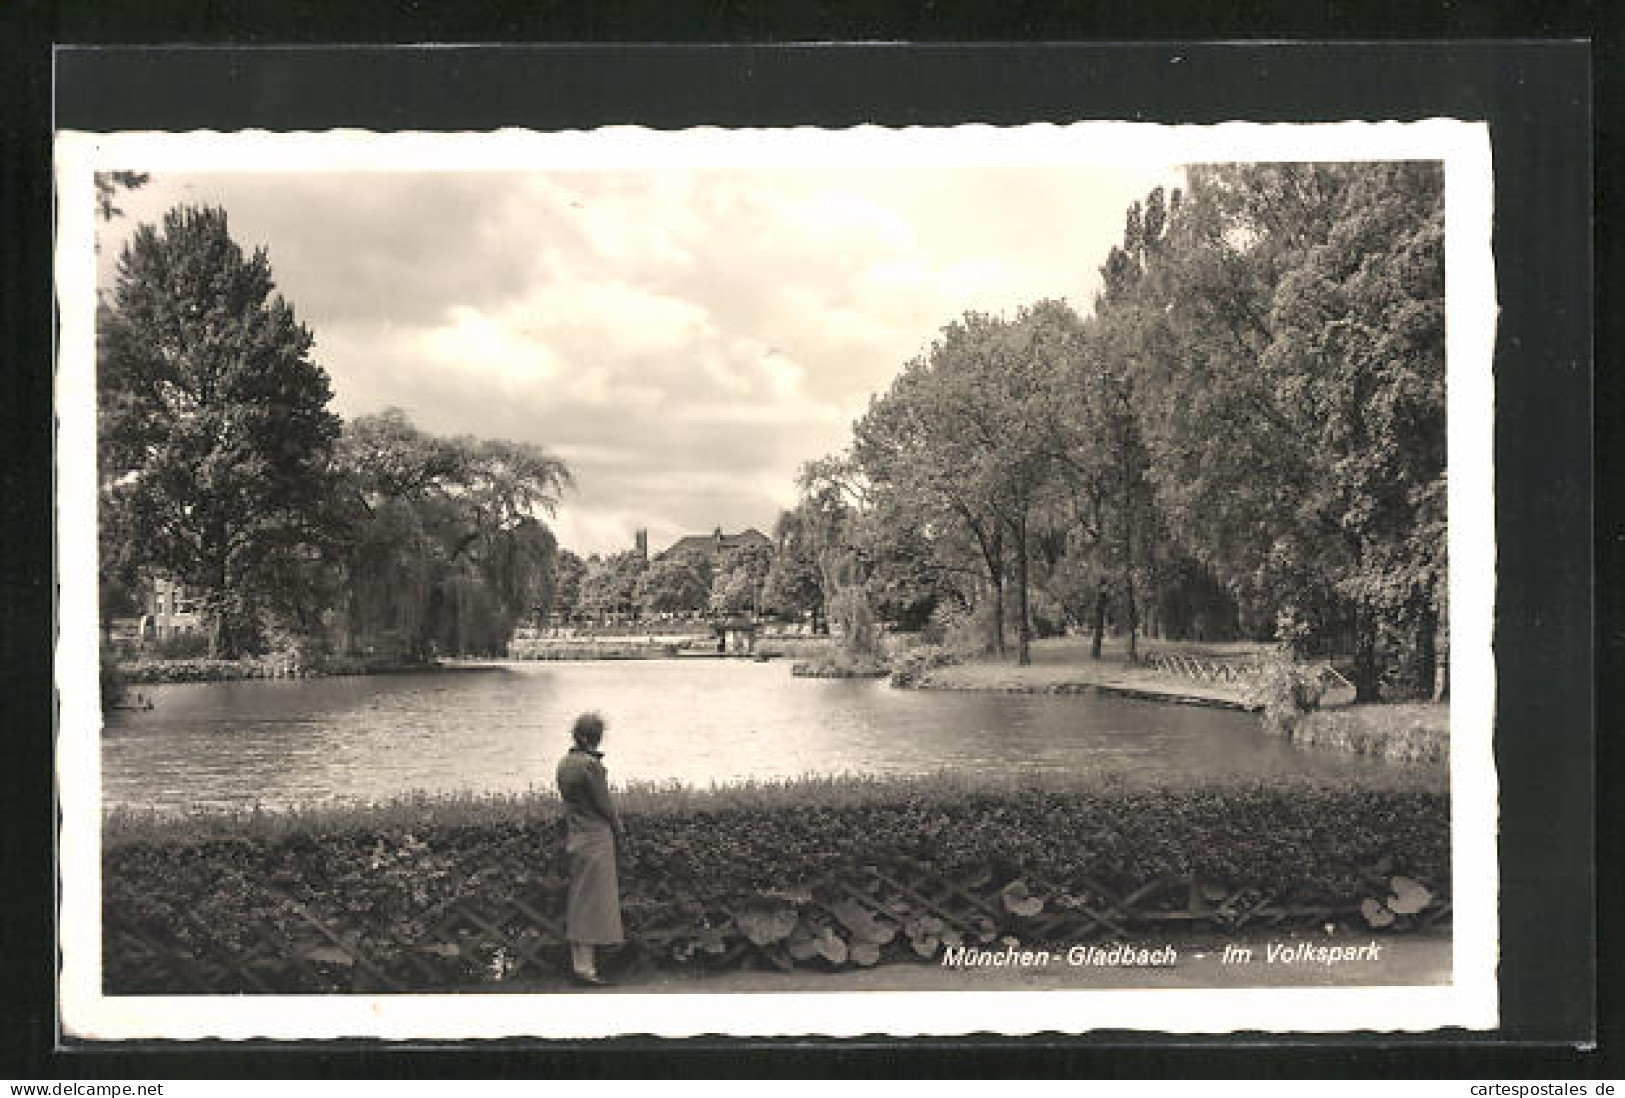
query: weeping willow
[{"left": 339, "top": 410, "right": 570, "bottom": 661}]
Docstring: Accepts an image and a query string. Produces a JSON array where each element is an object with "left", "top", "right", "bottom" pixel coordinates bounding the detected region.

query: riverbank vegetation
[
  {"left": 105, "top": 768, "right": 1446, "bottom": 848},
  {"left": 773, "top": 163, "right": 1446, "bottom": 705},
  {"left": 96, "top": 164, "right": 1446, "bottom": 715},
  {"left": 1291, "top": 704, "right": 1449, "bottom": 765},
  {"left": 103, "top": 773, "right": 1449, "bottom": 991}
]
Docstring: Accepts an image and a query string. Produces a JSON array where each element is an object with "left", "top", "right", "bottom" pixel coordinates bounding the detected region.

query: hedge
[{"left": 103, "top": 779, "right": 1448, "bottom": 990}]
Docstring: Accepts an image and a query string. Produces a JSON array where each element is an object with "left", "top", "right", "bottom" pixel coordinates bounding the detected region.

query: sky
[{"left": 96, "top": 164, "right": 1182, "bottom": 557}]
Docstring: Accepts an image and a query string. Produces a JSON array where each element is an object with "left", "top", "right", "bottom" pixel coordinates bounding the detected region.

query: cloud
[{"left": 97, "top": 162, "right": 1181, "bottom": 555}]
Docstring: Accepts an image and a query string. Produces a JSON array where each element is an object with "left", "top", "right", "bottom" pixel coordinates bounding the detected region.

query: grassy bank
[
  {"left": 1291, "top": 704, "right": 1449, "bottom": 765},
  {"left": 116, "top": 652, "right": 443, "bottom": 684},
  {"left": 791, "top": 651, "right": 890, "bottom": 678},
  {"left": 104, "top": 774, "right": 1449, "bottom": 992}
]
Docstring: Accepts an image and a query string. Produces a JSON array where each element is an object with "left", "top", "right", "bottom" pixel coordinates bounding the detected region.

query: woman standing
[{"left": 555, "top": 711, "right": 625, "bottom": 986}]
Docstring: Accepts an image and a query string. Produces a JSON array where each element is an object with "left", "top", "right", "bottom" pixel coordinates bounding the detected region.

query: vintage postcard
[{"left": 55, "top": 121, "right": 1498, "bottom": 1040}]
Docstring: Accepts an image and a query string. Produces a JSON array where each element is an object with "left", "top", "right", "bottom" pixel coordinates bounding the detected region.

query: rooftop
[{"left": 659, "top": 527, "right": 772, "bottom": 559}]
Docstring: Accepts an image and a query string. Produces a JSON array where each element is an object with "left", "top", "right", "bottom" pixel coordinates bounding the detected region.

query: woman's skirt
[{"left": 565, "top": 825, "right": 624, "bottom": 945}]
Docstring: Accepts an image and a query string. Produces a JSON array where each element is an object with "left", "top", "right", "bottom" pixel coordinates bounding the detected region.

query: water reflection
[{"left": 102, "top": 660, "right": 1432, "bottom": 812}]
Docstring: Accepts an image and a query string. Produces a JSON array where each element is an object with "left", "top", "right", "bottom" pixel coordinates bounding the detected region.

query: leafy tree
[
  {"left": 1070, "top": 195, "right": 1172, "bottom": 662},
  {"left": 762, "top": 508, "right": 826, "bottom": 629},
  {"left": 855, "top": 305, "right": 1076, "bottom": 664},
  {"left": 798, "top": 456, "right": 895, "bottom": 654},
  {"left": 709, "top": 542, "right": 773, "bottom": 616},
  {"left": 339, "top": 408, "right": 570, "bottom": 657},
  {"left": 1261, "top": 163, "right": 1446, "bottom": 696},
  {"left": 577, "top": 551, "right": 648, "bottom": 622},
  {"left": 854, "top": 344, "right": 1010, "bottom": 657},
  {"left": 637, "top": 554, "right": 711, "bottom": 616},
  {"left": 95, "top": 171, "right": 149, "bottom": 223},
  {"left": 99, "top": 205, "right": 343, "bottom": 657},
  {"left": 1120, "top": 163, "right": 1446, "bottom": 697},
  {"left": 547, "top": 549, "right": 588, "bottom": 621},
  {"left": 854, "top": 505, "right": 962, "bottom": 632}
]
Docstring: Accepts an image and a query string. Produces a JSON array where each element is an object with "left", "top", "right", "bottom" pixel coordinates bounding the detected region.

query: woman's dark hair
[{"left": 571, "top": 711, "right": 606, "bottom": 748}]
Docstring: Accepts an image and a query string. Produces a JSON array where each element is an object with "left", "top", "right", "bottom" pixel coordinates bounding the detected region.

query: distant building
[
  {"left": 714, "top": 616, "right": 758, "bottom": 655},
  {"left": 141, "top": 577, "right": 203, "bottom": 641},
  {"left": 657, "top": 526, "right": 772, "bottom": 563},
  {"left": 634, "top": 528, "right": 649, "bottom": 562}
]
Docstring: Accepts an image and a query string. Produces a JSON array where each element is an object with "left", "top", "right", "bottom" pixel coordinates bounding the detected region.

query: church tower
[{"left": 634, "top": 528, "right": 648, "bottom": 561}]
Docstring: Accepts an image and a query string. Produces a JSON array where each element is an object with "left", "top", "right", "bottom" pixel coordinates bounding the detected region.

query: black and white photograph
[{"left": 54, "top": 122, "right": 1498, "bottom": 1039}]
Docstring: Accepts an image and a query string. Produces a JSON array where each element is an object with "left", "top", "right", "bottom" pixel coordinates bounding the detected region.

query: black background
[{"left": 1, "top": 12, "right": 1609, "bottom": 1082}]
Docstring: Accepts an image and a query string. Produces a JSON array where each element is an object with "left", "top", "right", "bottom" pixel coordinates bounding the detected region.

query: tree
[
  {"left": 854, "top": 344, "right": 1010, "bottom": 657},
  {"left": 1071, "top": 195, "right": 1171, "bottom": 663},
  {"left": 1261, "top": 163, "right": 1446, "bottom": 696},
  {"left": 709, "top": 542, "right": 773, "bottom": 616},
  {"left": 99, "top": 205, "right": 343, "bottom": 657},
  {"left": 338, "top": 408, "right": 571, "bottom": 657},
  {"left": 95, "top": 171, "right": 149, "bottom": 223},
  {"left": 797, "top": 456, "right": 891, "bottom": 654},
  {"left": 988, "top": 301, "right": 1082, "bottom": 664},
  {"left": 854, "top": 305, "right": 1076, "bottom": 664},
  {"left": 578, "top": 551, "right": 647, "bottom": 622},
  {"left": 637, "top": 555, "right": 710, "bottom": 616},
  {"left": 1117, "top": 164, "right": 1446, "bottom": 698},
  {"left": 854, "top": 504, "right": 960, "bottom": 632},
  {"left": 762, "top": 507, "right": 826, "bottom": 629},
  {"left": 93, "top": 171, "right": 154, "bottom": 638},
  {"left": 548, "top": 549, "right": 588, "bottom": 621}
]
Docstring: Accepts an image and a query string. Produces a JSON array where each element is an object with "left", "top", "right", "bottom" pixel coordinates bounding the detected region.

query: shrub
[
  {"left": 1293, "top": 705, "right": 1449, "bottom": 765},
  {"left": 888, "top": 644, "right": 960, "bottom": 687},
  {"left": 790, "top": 650, "right": 889, "bottom": 678},
  {"left": 934, "top": 601, "right": 996, "bottom": 658},
  {"left": 1246, "top": 645, "right": 1325, "bottom": 733},
  {"left": 829, "top": 586, "right": 879, "bottom": 657},
  {"left": 146, "top": 630, "right": 212, "bottom": 659}
]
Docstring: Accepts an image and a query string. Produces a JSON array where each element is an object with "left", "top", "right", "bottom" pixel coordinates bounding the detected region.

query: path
[
  {"left": 914, "top": 637, "right": 1260, "bottom": 710},
  {"left": 475, "top": 930, "right": 1451, "bottom": 995}
]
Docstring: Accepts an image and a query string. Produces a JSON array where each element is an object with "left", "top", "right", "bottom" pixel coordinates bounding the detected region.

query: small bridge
[
  {"left": 1141, "top": 650, "right": 1259, "bottom": 686},
  {"left": 1142, "top": 650, "right": 1356, "bottom": 706}
]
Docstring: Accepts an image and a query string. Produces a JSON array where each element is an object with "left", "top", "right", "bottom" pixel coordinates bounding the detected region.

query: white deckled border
[{"left": 55, "top": 120, "right": 1498, "bottom": 1041}]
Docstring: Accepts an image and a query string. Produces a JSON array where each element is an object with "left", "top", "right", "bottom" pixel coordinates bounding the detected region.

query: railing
[
  {"left": 1141, "top": 651, "right": 1260, "bottom": 686},
  {"left": 1144, "top": 651, "right": 1359, "bottom": 706}
]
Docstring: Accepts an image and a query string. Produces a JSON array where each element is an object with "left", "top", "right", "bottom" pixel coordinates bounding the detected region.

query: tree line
[
  {"left": 97, "top": 161, "right": 1447, "bottom": 700},
  {"left": 96, "top": 201, "right": 817, "bottom": 659},
  {"left": 545, "top": 539, "right": 778, "bottom": 626},
  {"left": 97, "top": 205, "right": 573, "bottom": 661},
  {"left": 771, "top": 162, "right": 1447, "bottom": 701}
]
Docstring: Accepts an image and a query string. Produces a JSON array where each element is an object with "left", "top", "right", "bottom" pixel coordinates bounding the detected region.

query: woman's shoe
[{"left": 570, "top": 970, "right": 610, "bottom": 987}]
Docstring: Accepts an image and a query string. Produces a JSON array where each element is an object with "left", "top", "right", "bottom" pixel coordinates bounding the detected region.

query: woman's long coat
[{"left": 555, "top": 746, "right": 625, "bottom": 945}]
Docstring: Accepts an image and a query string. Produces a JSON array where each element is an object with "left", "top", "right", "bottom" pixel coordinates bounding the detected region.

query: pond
[{"left": 101, "top": 659, "right": 1425, "bottom": 813}]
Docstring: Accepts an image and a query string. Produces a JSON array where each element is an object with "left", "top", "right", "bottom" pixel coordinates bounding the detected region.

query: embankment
[
  {"left": 892, "top": 645, "right": 1447, "bottom": 767},
  {"left": 116, "top": 653, "right": 446, "bottom": 684},
  {"left": 1289, "top": 704, "right": 1449, "bottom": 765}
]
